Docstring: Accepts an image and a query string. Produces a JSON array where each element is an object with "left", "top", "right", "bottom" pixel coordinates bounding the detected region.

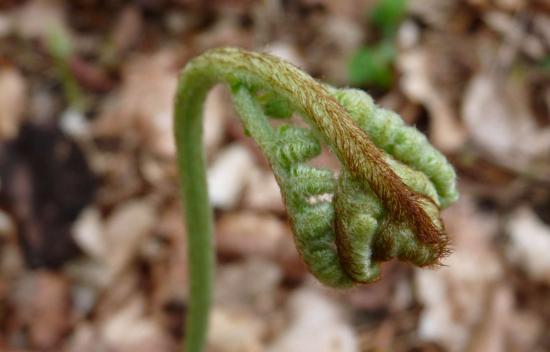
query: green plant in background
[
  {"left": 174, "top": 47, "right": 458, "bottom": 352},
  {"left": 46, "top": 26, "right": 85, "bottom": 111},
  {"left": 348, "top": 0, "right": 407, "bottom": 88},
  {"left": 371, "top": 0, "right": 407, "bottom": 37}
]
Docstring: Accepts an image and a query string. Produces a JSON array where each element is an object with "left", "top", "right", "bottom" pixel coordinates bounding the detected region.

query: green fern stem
[{"left": 174, "top": 47, "right": 458, "bottom": 352}]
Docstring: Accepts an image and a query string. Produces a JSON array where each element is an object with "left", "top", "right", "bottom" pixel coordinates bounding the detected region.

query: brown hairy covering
[{"left": 333, "top": 114, "right": 449, "bottom": 265}]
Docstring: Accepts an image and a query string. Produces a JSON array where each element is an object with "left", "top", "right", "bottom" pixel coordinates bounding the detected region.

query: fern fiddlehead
[{"left": 174, "top": 47, "right": 458, "bottom": 352}]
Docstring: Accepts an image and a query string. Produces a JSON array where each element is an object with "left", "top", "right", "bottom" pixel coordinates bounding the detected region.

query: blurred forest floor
[{"left": 0, "top": 0, "right": 549, "bottom": 351}]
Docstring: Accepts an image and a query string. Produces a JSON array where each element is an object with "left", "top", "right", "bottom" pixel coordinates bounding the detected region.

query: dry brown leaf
[
  {"left": 12, "top": 0, "right": 68, "bottom": 40},
  {"left": 94, "top": 50, "right": 178, "bottom": 158},
  {"left": 398, "top": 48, "right": 467, "bottom": 152},
  {"left": 0, "top": 68, "right": 27, "bottom": 141},
  {"left": 462, "top": 72, "right": 550, "bottom": 173},
  {"left": 12, "top": 271, "right": 71, "bottom": 350},
  {"left": 316, "top": 16, "right": 363, "bottom": 84},
  {"left": 110, "top": 5, "right": 143, "bottom": 57},
  {"left": 208, "top": 258, "right": 281, "bottom": 350},
  {"left": 468, "top": 284, "right": 543, "bottom": 352},
  {"left": 267, "top": 287, "right": 358, "bottom": 352},
  {"left": 214, "top": 257, "right": 282, "bottom": 311},
  {"left": 265, "top": 42, "right": 306, "bottom": 68},
  {"left": 66, "top": 323, "right": 109, "bottom": 352},
  {"left": 203, "top": 86, "right": 230, "bottom": 158},
  {"left": 216, "top": 211, "right": 290, "bottom": 259},
  {"left": 409, "top": 0, "right": 463, "bottom": 30},
  {"left": 0, "top": 210, "right": 23, "bottom": 284},
  {"left": 243, "top": 168, "right": 285, "bottom": 213},
  {"left": 467, "top": 285, "right": 512, "bottom": 352},
  {"left": 100, "top": 199, "right": 156, "bottom": 282},
  {"left": 90, "top": 147, "right": 143, "bottom": 206},
  {"left": 100, "top": 295, "right": 174, "bottom": 352},
  {"left": 506, "top": 206, "right": 550, "bottom": 283},
  {"left": 415, "top": 196, "right": 502, "bottom": 351},
  {"left": 207, "top": 144, "right": 257, "bottom": 209},
  {"left": 208, "top": 307, "right": 266, "bottom": 352},
  {"left": 150, "top": 204, "right": 188, "bottom": 318},
  {"left": 72, "top": 207, "right": 106, "bottom": 260},
  {"left": 0, "top": 210, "right": 15, "bottom": 240},
  {"left": 194, "top": 17, "right": 253, "bottom": 49}
]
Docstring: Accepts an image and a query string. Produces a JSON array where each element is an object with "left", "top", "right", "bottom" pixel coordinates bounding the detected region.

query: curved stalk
[{"left": 174, "top": 47, "right": 458, "bottom": 352}]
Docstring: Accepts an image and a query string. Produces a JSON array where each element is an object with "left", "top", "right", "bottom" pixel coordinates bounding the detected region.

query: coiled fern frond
[{"left": 174, "top": 47, "right": 458, "bottom": 352}]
